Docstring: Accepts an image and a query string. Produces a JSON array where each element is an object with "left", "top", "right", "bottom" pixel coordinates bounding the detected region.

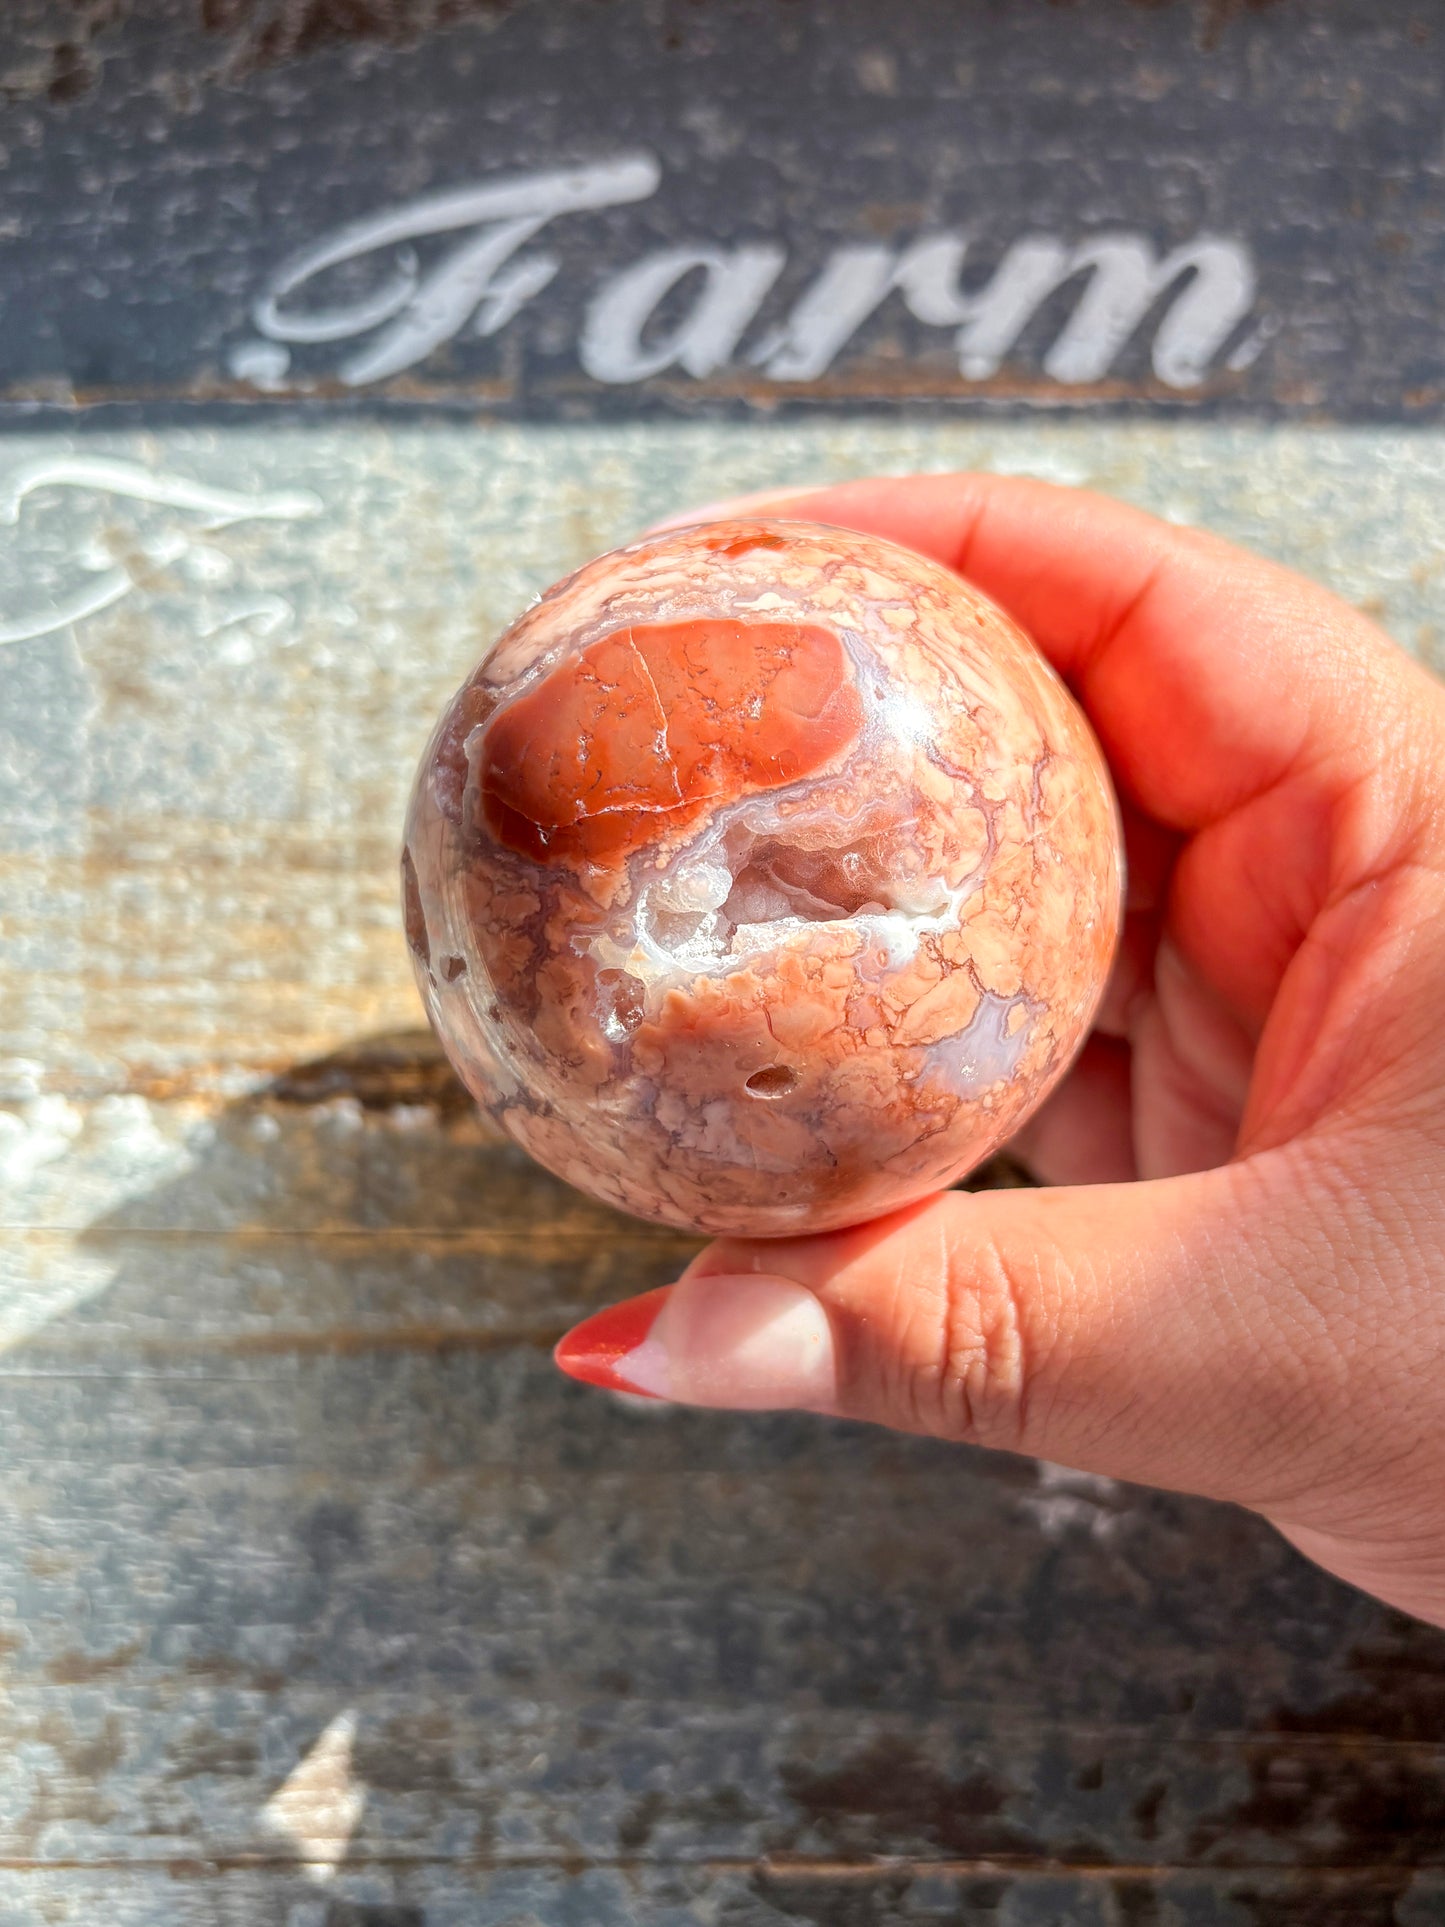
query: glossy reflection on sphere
[{"left": 402, "top": 519, "right": 1122, "bottom": 1236}]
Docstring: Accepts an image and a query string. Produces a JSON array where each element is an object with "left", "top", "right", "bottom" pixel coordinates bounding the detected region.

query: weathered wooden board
[
  {"left": 0, "top": 0, "right": 1443, "bottom": 418},
  {"left": 7, "top": 1866, "right": 1445, "bottom": 1927}
]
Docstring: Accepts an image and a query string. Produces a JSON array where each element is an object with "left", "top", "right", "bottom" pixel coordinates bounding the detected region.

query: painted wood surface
[{"left": 0, "top": 0, "right": 1443, "bottom": 418}]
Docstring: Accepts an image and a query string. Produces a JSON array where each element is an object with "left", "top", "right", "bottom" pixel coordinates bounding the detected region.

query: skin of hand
[{"left": 555, "top": 473, "right": 1445, "bottom": 1627}]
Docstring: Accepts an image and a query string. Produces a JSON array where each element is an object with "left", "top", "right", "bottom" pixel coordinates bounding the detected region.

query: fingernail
[
  {"left": 554, "top": 1274, "right": 838, "bottom": 1412},
  {"left": 642, "top": 485, "right": 822, "bottom": 534},
  {"left": 554, "top": 1286, "right": 672, "bottom": 1398}
]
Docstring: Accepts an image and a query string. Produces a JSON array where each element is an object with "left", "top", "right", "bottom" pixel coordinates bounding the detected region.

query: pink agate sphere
[{"left": 402, "top": 519, "right": 1121, "bottom": 1236}]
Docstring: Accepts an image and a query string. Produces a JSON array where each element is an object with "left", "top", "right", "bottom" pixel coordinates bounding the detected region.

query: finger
[
  {"left": 1014, "top": 940, "right": 1253, "bottom": 1185},
  {"left": 1118, "top": 799, "right": 1181, "bottom": 918},
  {"left": 555, "top": 1152, "right": 1337, "bottom": 1508},
  {"left": 1131, "top": 940, "right": 1253, "bottom": 1176},
  {"left": 1093, "top": 911, "right": 1159, "bottom": 1038},
  {"left": 1006, "top": 1033, "right": 1135, "bottom": 1186}
]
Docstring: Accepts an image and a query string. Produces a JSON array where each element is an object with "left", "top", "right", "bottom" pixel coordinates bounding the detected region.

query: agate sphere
[{"left": 402, "top": 518, "right": 1121, "bottom": 1236}]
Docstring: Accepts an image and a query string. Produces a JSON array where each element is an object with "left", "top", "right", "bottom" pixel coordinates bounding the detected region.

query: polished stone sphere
[{"left": 403, "top": 518, "right": 1121, "bottom": 1235}]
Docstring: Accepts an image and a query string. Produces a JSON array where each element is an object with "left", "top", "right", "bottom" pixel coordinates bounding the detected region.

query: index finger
[{"left": 664, "top": 474, "right": 1427, "bottom": 834}]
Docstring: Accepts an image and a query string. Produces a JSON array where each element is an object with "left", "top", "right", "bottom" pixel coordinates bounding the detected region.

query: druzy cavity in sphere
[{"left": 402, "top": 519, "right": 1122, "bottom": 1236}]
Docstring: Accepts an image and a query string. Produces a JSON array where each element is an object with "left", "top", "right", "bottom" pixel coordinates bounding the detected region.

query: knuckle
[{"left": 929, "top": 1219, "right": 1048, "bottom": 1450}]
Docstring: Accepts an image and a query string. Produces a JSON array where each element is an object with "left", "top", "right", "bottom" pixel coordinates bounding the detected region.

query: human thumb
[{"left": 555, "top": 1149, "right": 1342, "bottom": 1506}]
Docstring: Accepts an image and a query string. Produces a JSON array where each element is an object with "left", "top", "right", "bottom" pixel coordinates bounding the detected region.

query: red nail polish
[{"left": 554, "top": 1286, "right": 671, "bottom": 1396}]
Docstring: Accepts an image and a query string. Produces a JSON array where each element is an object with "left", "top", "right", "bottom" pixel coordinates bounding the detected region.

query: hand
[{"left": 555, "top": 473, "right": 1445, "bottom": 1627}]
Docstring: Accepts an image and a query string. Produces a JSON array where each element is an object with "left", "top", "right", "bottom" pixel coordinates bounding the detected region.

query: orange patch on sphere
[{"left": 480, "top": 618, "right": 863, "bottom": 866}]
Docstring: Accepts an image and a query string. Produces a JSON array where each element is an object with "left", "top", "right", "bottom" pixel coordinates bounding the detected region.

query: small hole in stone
[{"left": 746, "top": 1065, "right": 798, "bottom": 1099}]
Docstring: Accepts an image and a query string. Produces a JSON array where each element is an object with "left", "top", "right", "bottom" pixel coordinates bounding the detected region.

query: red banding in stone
[{"left": 479, "top": 618, "right": 863, "bottom": 868}]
